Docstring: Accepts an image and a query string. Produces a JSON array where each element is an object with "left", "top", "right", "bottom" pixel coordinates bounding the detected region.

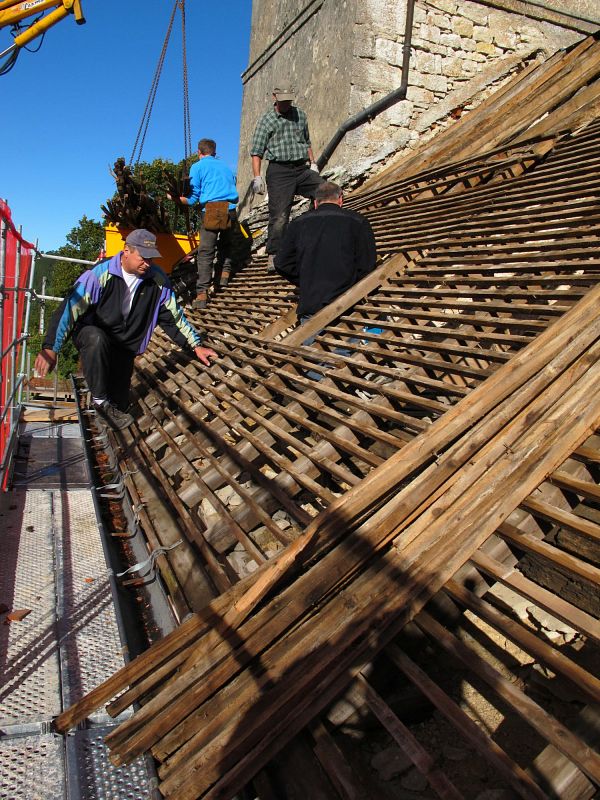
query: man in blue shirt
[{"left": 172, "top": 138, "right": 238, "bottom": 309}]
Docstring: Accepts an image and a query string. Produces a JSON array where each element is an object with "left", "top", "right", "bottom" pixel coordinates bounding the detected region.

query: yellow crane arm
[{"left": 0, "top": 0, "right": 84, "bottom": 51}]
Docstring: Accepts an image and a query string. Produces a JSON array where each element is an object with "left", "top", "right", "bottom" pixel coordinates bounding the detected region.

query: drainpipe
[{"left": 316, "top": 0, "right": 416, "bottom": 172}]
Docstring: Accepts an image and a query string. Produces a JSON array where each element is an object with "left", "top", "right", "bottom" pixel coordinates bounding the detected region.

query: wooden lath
[
  {"left": 94, "top": 108, "right": 600, "bottom": 643},
  {"left": 56, "top": 278, "right": 600, "bottom": 799},
  {"left": 54, "top": 44, "right": 600, "bottom": 800}
]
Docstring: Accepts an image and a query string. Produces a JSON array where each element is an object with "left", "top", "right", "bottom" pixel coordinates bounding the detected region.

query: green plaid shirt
[{"left": 250, "top": 106, "right": 311, "bottom": 162}]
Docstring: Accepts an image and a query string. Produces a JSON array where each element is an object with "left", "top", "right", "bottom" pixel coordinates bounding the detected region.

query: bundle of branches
[
  {"left": 55, "top": 282, "right": 600, "bottom": 799},
  {"left": 101, "top": 158, "right": 172, "bottom": 233}
]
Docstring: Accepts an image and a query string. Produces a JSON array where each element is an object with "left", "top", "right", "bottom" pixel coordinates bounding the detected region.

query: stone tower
[{"left": 237, "top": 0, "right": 599, "bottom": 193}]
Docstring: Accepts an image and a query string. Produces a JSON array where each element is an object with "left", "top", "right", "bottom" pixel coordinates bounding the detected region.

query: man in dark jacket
[
  {"left": 34, "top": 229, "right": 216, "bottom": 430},
  {"left": 275, "top": 181, "right": 377, "bottom": 319}
]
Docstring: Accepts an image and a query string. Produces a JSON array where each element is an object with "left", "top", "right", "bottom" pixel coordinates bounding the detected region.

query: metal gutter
[{"left": 69, "top": 374, "right": 176, "bottom": 653}]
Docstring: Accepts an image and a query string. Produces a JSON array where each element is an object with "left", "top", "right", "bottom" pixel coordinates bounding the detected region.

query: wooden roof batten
[{"left": 56, "top": 34, "right": 600, "bottom": 800}]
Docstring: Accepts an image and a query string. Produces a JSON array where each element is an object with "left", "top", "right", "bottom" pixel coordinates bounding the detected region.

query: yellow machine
[
  {"left": 0, "top": 0, "right": 84, "bottom": 71},
  {"left": 104, "top": 225, "right": 199, "bottom": 274}
]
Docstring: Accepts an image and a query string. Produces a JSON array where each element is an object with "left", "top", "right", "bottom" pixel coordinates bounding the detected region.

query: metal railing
[
  {"left": 0, "top": 209, "right": 30, "bottom": 486},
  {"left": 0, "top": 207, "right": 94, "bottom": 487}
]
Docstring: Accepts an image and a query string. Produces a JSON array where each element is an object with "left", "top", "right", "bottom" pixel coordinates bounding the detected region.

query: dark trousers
[
  {"left": 266, "top": 161, "right": 323, "bottom": 255},
  {"left": 73, "top": 326, "right": 135, "bottom": 411},
  {"left": 196, "top": 210, "right": 237, "bottom": 293},
  {"left": 299, "top": 314, "right": 354, "bottom": 380}
]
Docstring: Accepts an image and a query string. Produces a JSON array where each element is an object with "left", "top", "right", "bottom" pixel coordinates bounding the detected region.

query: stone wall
[{"left": 237, "top": 0, "right": 590, "bottom": 198}]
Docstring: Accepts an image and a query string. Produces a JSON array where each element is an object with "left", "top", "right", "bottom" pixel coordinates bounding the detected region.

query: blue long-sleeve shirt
[{"left": 187, "top": 156, "right": 238, "bottom": 209}]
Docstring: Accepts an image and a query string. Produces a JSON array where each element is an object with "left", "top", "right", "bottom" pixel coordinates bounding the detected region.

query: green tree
[{"left": 29, "top": 216, "right": 105, "bottom": 379}]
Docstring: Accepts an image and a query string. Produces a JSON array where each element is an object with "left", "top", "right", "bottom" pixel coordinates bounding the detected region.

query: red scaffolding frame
[{"left": 0, "top": 200, "right": 35, "bottom": 486}]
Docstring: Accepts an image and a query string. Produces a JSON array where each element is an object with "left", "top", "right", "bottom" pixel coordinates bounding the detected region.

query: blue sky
[{"left": 0, "top": 1, "right": 252, "bottom": 251}]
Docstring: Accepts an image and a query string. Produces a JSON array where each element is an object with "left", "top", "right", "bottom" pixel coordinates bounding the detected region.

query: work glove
[
  {"left": 310, "top": 162, "right": 320, "bottom": 173},
  {"left": 252, "top": 176, "right": 266, "bottom": 195}
]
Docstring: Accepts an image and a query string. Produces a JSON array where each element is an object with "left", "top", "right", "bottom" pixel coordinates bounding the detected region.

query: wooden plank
[
  {"left": 469, "top": 550, "right": 600, "bottom": 643},
  {"left": 444, "top": 579, "right": 600, "bottom": 702},
  {"left": 110, "top": 324, "right": 600, "bottom": 780},
  {"left": 520, "top": 495, "right": 600, "bottom": 544},
  {"left": 416, "top": 610, "right": 600, "bottom": 784},
  {"left": 357, "top": 675, "right": 465, "bottom": 800},
  {"left": 385, "top": 644, "right": 549, "bottom": 800}
]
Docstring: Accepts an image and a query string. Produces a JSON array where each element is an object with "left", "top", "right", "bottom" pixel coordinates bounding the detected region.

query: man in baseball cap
[
  {"left": 125, "top": 228, "right": 162, "bottom": 259},
  {"left": 34, "top": 228, "right": 216, "bottom": 431}
]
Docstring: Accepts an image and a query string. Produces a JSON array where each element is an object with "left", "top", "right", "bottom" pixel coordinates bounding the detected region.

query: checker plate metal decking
[
  {"left": 0, "top": 734, "right": 64, "bottom": 800},
  {"left": 0, "top": 418, "right": 155, "bottom": 798},
  {"left": 53, "top": 490, "right": 127, "bottom": 713},
  {"left": 0, "top": 490, "right": 61, "bottom": 724},
  {"left": 66, "top": 727, "right": 156, "bottom": 800}
]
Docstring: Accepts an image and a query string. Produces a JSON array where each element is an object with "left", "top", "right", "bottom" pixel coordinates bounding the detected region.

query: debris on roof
[{"left": 56, "top": 34, "right": 600, "bottom": 800}]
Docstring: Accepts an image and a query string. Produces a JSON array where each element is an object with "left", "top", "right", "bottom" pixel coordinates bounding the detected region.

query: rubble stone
[
  {"left": 428, "top": 0, "right": 457, "bottom": 13},
  {"left": 401, "top": 768, "right": 428, "bottom": 791},
  {"left": 375, "top": 37, "right": 403, "bottom": 65},
  {"left": 370, "top": 747, "right": 412, "bottom": 780},
  {"left": 460, "top": 4, "right": 489, "bottom": 25},
  {"left": 380, "top": 99, "right": 414, "bottom": 127},
  {"left": 420, "top": 23, "right": 441, "bottom": 44},
  {"left": 477, "top": 42, "right": 499, "bottom": 56},
  {"left": 407, "top": 85, "right": 435, "bottom": 107},
  {"left": 422, "top": 73, "right": 448, "bottom": 93},
  {"left": 494, "top": 31, "right": 518, "bottom": 50},
  {"left": 415, "top": 50, "right": 441, "bottom": 75},
  {"left": 452, "top": 17, "right": 473, "bottom": 38},
  {"left": 440, "top": 32, "right": 463, "bottom": 49},
  {"left": 473, "top": 25, "right": 493, "bottom": 43},
  {"left": 442, "top": 56, "right": 464, "bottom": 78},
  {"left": 428, "top": 12, "right": 451, "bottom": 31}
]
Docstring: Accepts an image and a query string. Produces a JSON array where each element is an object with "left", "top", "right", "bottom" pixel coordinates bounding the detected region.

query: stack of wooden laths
[{"left": 55, "top": 281, "right": 600, "bottom": 799}]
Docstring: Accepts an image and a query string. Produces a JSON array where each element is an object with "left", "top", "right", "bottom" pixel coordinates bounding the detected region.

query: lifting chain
[
  {"left": 130, "top": 0, "right": 190, "bottom": 168},
  {"left": 180, "top": 0, "right": 192, "bottom": 168}
]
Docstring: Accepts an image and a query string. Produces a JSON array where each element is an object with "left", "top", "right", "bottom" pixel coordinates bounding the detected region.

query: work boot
[
  {"left": 96, "top": 401, "right": 134, "bottom": 430},
  {"left": 192, "top": 291, "right": 208, "bottom": 310},
  {"left": 267, "top": 254, "right": 276, "bottom": 274},
  {"left": 220, "top": 268, "right": 231, "bottom": 287}
]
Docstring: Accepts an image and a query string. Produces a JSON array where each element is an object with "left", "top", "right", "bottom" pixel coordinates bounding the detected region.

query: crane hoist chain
[
  {"left": 130, "top": 0, "right": 191, "bottom": 169},
  {"left": 180, "top": 0, "right": 192, "bottom": 166}
]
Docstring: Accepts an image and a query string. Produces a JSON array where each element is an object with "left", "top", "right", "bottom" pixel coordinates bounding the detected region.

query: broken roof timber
[{"left": 57, "top": 35, "right": 600, "bottom": 800}]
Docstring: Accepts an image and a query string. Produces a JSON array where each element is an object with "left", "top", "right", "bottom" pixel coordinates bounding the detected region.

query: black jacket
[
  {"left": 275, "top": 203, "right": 377, "bottom": 317},
  {"left": 43, "top": 253, "right": 202, "bottom": 355}
]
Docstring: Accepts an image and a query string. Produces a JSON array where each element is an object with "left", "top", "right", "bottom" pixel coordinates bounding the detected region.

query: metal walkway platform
[{"left": 0, "top": 418, "right": 157, "bottom": 799}]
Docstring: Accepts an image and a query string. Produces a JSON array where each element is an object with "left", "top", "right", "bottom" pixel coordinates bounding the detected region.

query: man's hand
[
  {"left": 252, "top": 176, "right": 266, "bottom": 195},
  {"left": 194, "top": 346, "right": 217, "bottom": 366},
  {"left": 34, "top": 348, "right": 57, "bottom": 377},
  {"left": 310, "top": 162, "right": 320, "bottom": 173}
]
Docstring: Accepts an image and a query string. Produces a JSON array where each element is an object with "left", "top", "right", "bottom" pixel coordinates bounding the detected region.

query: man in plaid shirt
[{"left": 251, "top": 88, "right": 323, "bottom": 270}]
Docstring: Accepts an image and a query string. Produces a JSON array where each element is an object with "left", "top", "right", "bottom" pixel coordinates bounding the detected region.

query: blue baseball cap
[{"left": 125, "top": 229, "right": 162, "bottom": 259}]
